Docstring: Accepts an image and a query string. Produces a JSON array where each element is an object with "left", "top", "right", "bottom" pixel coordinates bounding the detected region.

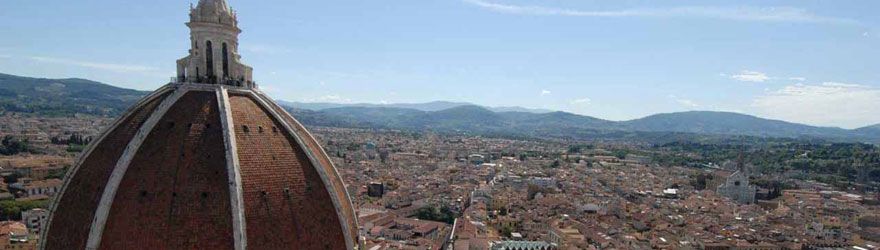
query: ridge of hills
[{"left": 1, "top": 72, "right": 877, "bottom": 143}]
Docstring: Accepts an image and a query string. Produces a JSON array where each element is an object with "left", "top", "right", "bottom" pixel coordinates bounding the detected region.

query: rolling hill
[
  {"left": 277, "top": 100, "right": 553, "bottom": 114},
  {"left": 621, "top": 111, "right": 853, "bottom": 139},
  {"left": 1, "top": 72, "right": 877, "bottom": 143},
  {"left": 292, "top": 105, "right": 615, "bottom": 134},
  {"left": 0, "top": 73, "right": 150, "bottom": 117},
  {"left": 287, "top": 105, "right": 880, "bottom": 143},
  {"left": 856, "top": 124, "right": 880, "bottom": 133}
]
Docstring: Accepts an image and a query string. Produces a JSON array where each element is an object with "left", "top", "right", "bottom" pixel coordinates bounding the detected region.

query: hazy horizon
[{"left": 0, "top": 0, "right": 877, "bottom": 128}]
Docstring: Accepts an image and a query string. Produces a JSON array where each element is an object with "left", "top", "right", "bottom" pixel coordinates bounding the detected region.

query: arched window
[
  {"left": 206, "top": 41, "right": 214, "bottom": 80},
  {"left": 222, "top": 43, "right": 229, "bottom": 78}
]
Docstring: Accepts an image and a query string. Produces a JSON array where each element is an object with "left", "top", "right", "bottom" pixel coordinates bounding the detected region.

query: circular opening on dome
[
  {"left": 205, "top": 123, "right": 211, "bottom": 129},
  {"left": 242, "top": 125, "right": 250, "bottom": 132},
  {"left": 201, "top": 192, "right": 209, "bottom": 199},
  {"left": 172, "top": 192, "right": 178, "bottom": 197},
  {"left": 258, "top": 126, "right": 264, "bottom": 133},
  {"left": 140, "top": 191, "right": 148, "bottom": 197},
  {"left": 167, "top": 122, "right": 175, "bottom": 129}
]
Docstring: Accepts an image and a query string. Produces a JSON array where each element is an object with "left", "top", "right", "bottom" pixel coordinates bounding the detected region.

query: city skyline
[
  {"left": 0, "top": 1, "right": 878, "bottom": 249},
  {"left": 0, "top": 0, "right": 877, "bottom": 128}
]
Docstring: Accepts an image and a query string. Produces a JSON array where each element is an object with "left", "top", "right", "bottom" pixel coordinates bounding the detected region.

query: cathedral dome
[
  {"left": 41, "top": 84, "right": 359, "bottom": 249},
  {"left": 41, "top": 1, "right": 358, "bottom": 248}
]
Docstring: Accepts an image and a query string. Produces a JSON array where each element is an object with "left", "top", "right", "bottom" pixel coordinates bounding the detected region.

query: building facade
[
  {"left": 21, "top": 208, "right": 47, "bottom": 237},
  {"left": 716, "top": 170, "right": 757, "bottom": 204}
]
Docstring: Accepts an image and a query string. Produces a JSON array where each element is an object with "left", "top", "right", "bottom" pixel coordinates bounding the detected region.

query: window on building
[
  {"left": 222, "top": 43, "right": 229, "bottom": 77},
  {"left": 206, "top": 41, "right": 214, "bottom": 78}
]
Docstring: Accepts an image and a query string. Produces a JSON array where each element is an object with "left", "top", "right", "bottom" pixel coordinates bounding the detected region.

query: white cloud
[
  {"left": 460, "top": 0, "right": 858, "bottom": 24},
  {"left": 722, "top": 70, "right": 807, "bottom": 83},
  {"left": 727, "top": 70, "right": 770, "bottom": 83},
  {"left": 571, "top": 98, "right": 591, "bottom": 105},
  {"left": 27, "top": 56, "right": 157, "bottom": 74},
  {"left": 668, "top": 94, "right": 699, "bottom": 108},
  {"left": 676, "top": 99, "right": 699, "bottom": 108},
  {"left": 309, "top": 94, "right": 353, "bottom": 103},
  {"left": 752, "top": 82, "right": 880, "bottom": 129},
  {"left": 541, "top": 90, "right": 551, "bottom": 96},
  {"left": 821, "top": 82, "right": 864, "bottom": 88}
]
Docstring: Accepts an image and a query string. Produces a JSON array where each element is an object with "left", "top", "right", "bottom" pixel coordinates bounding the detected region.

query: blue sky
[{"left": 0, "top": 0, "right": 877, "bottom": 128}]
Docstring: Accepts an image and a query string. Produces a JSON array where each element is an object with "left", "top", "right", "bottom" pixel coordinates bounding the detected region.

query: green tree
[
  {"left": 2, "top": 173, "right": 21, "bottom": 185},
  {"left": 0, "top": 200, "right": 46, "bottom": 221},
  {"left": 0, "top": 200, "right": 20, "bottom": 221},
  {"left": 415, "top": 206, "right": 457, "bottom": 224}
]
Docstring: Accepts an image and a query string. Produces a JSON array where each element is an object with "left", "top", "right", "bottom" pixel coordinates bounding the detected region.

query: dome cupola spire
[
  {"left": 192, "top": 0, "right": 236, "bottom": 26},
  {"left": 199, "top": 0, "right": 230, "bottom": 13},
  {"left": 176, "top": 0, "right": 254, "bottom": 88}
]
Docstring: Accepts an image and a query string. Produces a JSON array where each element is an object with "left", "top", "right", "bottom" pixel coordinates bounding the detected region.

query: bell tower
[{"left": 176, "top": 0, "right": 254, "bottom": 87}]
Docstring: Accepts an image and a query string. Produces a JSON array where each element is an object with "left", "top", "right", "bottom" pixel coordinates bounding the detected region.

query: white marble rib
[
  {"left": 248, "top": 91, "right": 357, "bottom": 250},
  {"left": 84, "top": 87, "right": 188, "bottom": 250},
  {"left": 39, "top": 84, "right": 174, "bottom": 250},
  {"left": 217, "top": 87, "right": 248, "bottom": 250}
]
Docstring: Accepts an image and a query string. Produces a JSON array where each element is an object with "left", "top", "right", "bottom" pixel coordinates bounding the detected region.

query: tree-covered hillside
[{"left": 0, "top": 73, "right": 149, "bottom": 117}]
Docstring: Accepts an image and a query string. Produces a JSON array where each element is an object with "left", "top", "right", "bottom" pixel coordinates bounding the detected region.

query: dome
[
  {"left": 191, "top": 0, "right": 237, "bottom": 27},
  {"left": 40, "top": 84, "right": 359, "bottom": 249},
  {"left": 199, "top": 0, "right": 231, "bottom": 14}
]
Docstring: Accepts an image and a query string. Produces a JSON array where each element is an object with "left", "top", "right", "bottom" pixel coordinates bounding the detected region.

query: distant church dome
[{"left": 40, "top": 1, "right": 359, "bottom": 250}]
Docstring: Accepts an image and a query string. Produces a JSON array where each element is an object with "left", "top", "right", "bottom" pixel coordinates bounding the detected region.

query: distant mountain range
[
  {"left": 621, "top": 111, "right": 858, "bottom": 139},
  {"left": 856, "top": 124, "right": 880, "bottom": 134},
  {"left": 286, "top": 105, "right": 880, "bottom": 143},
  {"left": 0, "top": 73, "right": 150, "bottom": 117},
  {"left": 1, "top": 72, "right": 877, "bottom": 143},
  {"left": 275, "top": 100, "right": 554, "bottom": 114}
]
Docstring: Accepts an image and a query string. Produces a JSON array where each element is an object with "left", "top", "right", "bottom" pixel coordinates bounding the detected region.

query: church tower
[
  {"left": 41, "top": 1, "right": 359, "bottom": 249},
  {"left": 177, "top": 0, "right": 254, "bottom": 87}
]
